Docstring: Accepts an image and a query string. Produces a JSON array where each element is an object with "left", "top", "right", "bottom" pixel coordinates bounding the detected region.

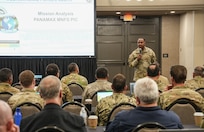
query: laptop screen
[
  {"left": 129, "top": 82, "right": 135, "bottom": 95},
  {"left": 97, "top": 91, "right": 113, "bottom": 102}
]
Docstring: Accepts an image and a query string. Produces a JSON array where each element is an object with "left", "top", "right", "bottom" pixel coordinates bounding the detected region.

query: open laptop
[
  {"left": 34, "top": 74, "right": 42, "bottom": 86},
  {"left": 97, "top": 91, "right": 113, "bottom": 102},
  {"left": 129, "top": 82, "right": 135, "bottom": 95}
]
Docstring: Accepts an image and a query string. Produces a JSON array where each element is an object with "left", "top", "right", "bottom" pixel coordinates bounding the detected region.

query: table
[{"left": 86, "top": 126, "right": 105, "bottom": 132}]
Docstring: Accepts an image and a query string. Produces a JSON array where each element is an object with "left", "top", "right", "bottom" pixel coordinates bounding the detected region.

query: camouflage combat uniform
[
  {"left": 0, "top": 83, "right": 20, "bottom": 94},
  {"left": 128, "top": 47, "right": 157, "bottom": 81},
  {"left": 156, "top": 75, "right": 169, "bottom": 92},
  {"left": 61, "top": 73, "right": 88, "bottom": 89},
  {"left": 8, "top": 88, "right": 44, "bottom": 110},
  {"left": 82, "top": 80, "right": 112, "bottom": 104},
  {"left": 95, "top": 93, "right": 136, "bottom": 126},
  {"left": 35, "top": 82, "right": 73, "bottom": 103},
  {"left": 158, "top": 85, "right": 204, "bottom": 112},
  {"left": 185, "top": 76, "right": 204, "bottom": 90}
]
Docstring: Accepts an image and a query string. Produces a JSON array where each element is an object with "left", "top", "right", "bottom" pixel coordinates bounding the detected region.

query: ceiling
[{"left": 96, "top": 0, "right": 204, "bottom": 16}]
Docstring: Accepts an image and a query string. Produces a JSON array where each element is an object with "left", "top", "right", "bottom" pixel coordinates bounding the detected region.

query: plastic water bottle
[
  {"left": 14, "top": 107, "right": 22, "bottom": 126},
  {"left": 80, "top": 107, "right": 87, "bottom": 125}
]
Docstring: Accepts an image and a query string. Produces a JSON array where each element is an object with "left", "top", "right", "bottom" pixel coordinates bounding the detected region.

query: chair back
[
  {"left": 132, "top": 122, "right": 166, "bottom": 132},
  {"left": 61, "top": 101, "right": 89, "bottom": 116},
  {"left": 12, "top": 82, "right": 23, "bottom": 91},
  {"left": 108, "top": 102, "right": 136, "bottom": 122},
  {"left": 195, "top": 87, "right": 204, "bottom": 97},
  {"left": 13, "top": 102, "right": 42, "bottom": 118},
  {"left": 0, "top": 92, "right": 13, "bottom": 102},
  {"left": 68, "top": 83, "right": 84, "bottom": 102},
  {"left": 35, "top": 126, "right": 65, "bottom": 132},
  {"left": 165, "top": 98, "right": 202, "bottom": 125}
]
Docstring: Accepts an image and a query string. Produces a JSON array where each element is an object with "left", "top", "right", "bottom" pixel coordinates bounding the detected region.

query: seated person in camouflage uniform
[
  {"left": 147, "top": 63, "right": 169, "bottom": 92},
  {"left": 95, "top": 73, "right": 136, "bottom": 126},
  {"left": 36, "top": 63, "right": 73, "bottom": 103},
  {"left": 8, "top": 70, "right": 44, "bottom": 110},
  {"left": 185, "top": 66, "right": 204, "bottom": 90},
  {"left": 0, "top": 68, "right": 20, "bottom": 94},
  {"left": 61, "top": 62, "right": 88, "bottom": 89},
  {"left": 82, "top": 67, "right": 112, "bottom": 104},
  {"left": 158, "top": 65, "right": 204, "bottom": 112},
  {"left": 106, "top": 77, "right": 183, "bottom": 132}
]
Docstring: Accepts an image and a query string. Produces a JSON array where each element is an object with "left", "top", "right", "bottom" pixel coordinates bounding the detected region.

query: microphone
[{"left": 139, "top": 48, "right": 142, "bottom": 54}]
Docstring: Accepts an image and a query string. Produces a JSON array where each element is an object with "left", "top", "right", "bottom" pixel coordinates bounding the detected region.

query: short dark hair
[
  {"left": 0, "top": 68, "right": 13, "bottom": 82},
  {"left": 170, "top": 65, "right": 187, "bottom": 83},
  {"left": 19, "top": 70, "right": 34, "bottom": 88},
  {"left": 68, "top": 62, "right": 78, "bottom": 73},
  {"left": 46, "top": 63, "right": 60, "bottom": 76},
  {"left": 95, "top": 67, "right": 108, "bottom": 78},
  {"left": 194, "top": 66, "right": 204, "bottom": 77},
  {"left": 147, "top": 64, "right": 160, "bottom": 77},
  {"left": 112, "top": 73, "right": 126, "bottom": 92}
]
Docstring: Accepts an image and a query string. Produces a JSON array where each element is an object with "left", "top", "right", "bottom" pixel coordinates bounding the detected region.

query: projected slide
[{"left": 0, "top": 0, "right": 95, "bottom": 56}]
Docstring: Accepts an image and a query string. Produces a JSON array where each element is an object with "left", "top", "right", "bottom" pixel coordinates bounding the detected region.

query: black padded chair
[
  {"left": 13, "top": 102, "right": 42, "bottom": 118},
  {"left": 12, "top": 82, "right": 23, "bottom": 91},
  {"left": 107, "top": 102, "right": 136, "bottom": 122},
  {"left": 68, "top": 82, "right": 84, "bottom": 102},
  {"left": 195, "top": 87, "right": 204, "bottom": 98},
  {"left": 0, "top": 92, "right": 13, "bottom": 102},
  {"left": 35, "top": 126, "right": 65, "bottom": 132},
  {"left": 61, "top": 101, "right": 90, "bottom": 116},
  {"left": 132, "top": 122, "right": 166, "bottom": 132},
  {"left": 165, "top": 98, "right": 202, "bottom": 125}
]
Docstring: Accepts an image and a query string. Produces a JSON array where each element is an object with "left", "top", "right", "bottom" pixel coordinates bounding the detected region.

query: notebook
[{"left": 97, "top": 91, "right": 113, "bottom": 102}]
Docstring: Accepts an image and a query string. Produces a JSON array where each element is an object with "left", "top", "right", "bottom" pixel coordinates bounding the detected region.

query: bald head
[
  {"left": 0, "top": 100, "right": 13, "bottom": 125},
  {"left": 39, "top": 75, "right": 62, "bottom": 100}
]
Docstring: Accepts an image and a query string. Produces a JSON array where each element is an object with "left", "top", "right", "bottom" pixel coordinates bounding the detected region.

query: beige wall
[
  {"left": 161, "top": 10, "right": 204, "bottom": 81},
  {"left": 161, "top": 15, "right": 180, "bottom": 80},
  {"left": 194, "top": 11, "right": 204, "bottom": 67}
]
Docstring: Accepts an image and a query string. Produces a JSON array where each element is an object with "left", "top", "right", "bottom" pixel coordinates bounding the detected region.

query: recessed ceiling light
[
  {"left": 116, "top": 12, "right": 121, "bottom": 15},
  {"left": 137, "top": 0, "right": 142, "bottom": 1},
  {"left": 170, "top": 11, "right": 176, "bottom": 14},
  {"left": 149, "top": 0, "right": 154, "bottom": 1}
]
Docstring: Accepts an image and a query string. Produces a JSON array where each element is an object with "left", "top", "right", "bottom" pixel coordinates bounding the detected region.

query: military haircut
[
  {"left": 19, "top": 70, "right": 35, "bottom": 88},
  {"left": 134, "top": 77, "right": 159, "bottom": 104},
  {"left": 194, "top": 66, "right": 204, "bottom": 76},
  {"left": 95, "top": 67, "right": 108, "bottom": 79},
  {"left": 112, "top": 73, "right": 126, "bottom": 92},
  {"left": 46, "top": 63, "right": 60, "bottom": 76},
  {"left": 0, "top": 68, "right": 12, "bottom": 82},
  {"left": 170, "top": 65, "right": 187, "bottom": 83},
  {"left": 68, "top": 62, "right": 78, "bottom": 73},
  {"left": 147, "top": 64, "right": 160, "bottom": 77}
]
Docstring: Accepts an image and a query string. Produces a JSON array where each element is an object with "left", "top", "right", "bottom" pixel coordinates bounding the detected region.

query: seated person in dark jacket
[
  {"left": 20, "top": 75, "right": 87, "bottom": 132},
  {"left": 106, "top": 77, "right": 183, "bottom": 132}
]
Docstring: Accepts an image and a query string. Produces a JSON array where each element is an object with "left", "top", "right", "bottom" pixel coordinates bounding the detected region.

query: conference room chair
[
  {"left": 61, "top": 101, "right": 90, "bottom": 116},
  {"left": 165, "top": 98, "right": 202, "bottom": 125},
  {"left": 12, "top": 82, "right": 23, "bottom": 91},
  {"left": 195, "top": 87, "right": 204, "bottom": 98},
  {"left": 13, "top": 102, "right": 42, "bottom": 118},
  {"left": 131, "top": 122, "right": 166, "bottom": 132},
  {"left": 68, "top": 82, "right": 84, "bottom": 102},
  {"left": 35, "top": 126, "right": 65, "bottom": 132},
  {"left": 107, "top": 102, "right": 136, "bottom": 122},
  {"left": 0, "top": 91, "right": 13, "bottom": 102}
]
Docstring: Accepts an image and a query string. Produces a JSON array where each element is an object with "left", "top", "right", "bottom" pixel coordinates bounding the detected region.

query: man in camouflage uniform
[
  {"left": 147, "top": 64, "right": 168, "bottom": 92},
  {"left": 8, "top": 70, "right": 44, "bottom": 111},
  {"left": 158, "top": 65, "right": 204, "bottom": 112},
  {"left": 185, "top": 66, "right": 204, "bottom": 90},
  {"left": 0, "top": 68, "right": 20, "bottom": 94},
  {"left": 82, "top": 67, "right": 112, "bottom": 104},
  {"left": 95, "top": 73, "right": 136, "bottom": 126},
  {"left": 36, "top": 63, "right": 73, "bottom": 103},
  {"left": 61, "top": 62, "right": 88, "bottom": 89},
  {"left": 128, "top": 38, "right": 157, "bottom": 81}
]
